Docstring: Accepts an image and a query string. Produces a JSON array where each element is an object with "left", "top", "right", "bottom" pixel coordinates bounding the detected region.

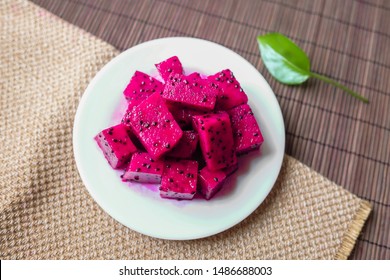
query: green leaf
[
  {"left": 257, "top": 32, "right": 369, "bottom": 103},
  {"left": 257, "top": 32, "right": 310, "bottom": 85}
]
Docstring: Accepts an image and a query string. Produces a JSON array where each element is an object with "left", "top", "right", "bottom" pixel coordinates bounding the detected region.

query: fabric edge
[{"left": 335, "top": 200, "right": 372, "bottom": 260}]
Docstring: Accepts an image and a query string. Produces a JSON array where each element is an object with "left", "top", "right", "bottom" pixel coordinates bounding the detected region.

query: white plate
[{"left": 73, "top": 37, "right": 285, "bottom": 240}]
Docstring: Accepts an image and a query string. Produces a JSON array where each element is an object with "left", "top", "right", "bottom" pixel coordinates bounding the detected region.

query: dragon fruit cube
[
  {"left": 94, "top": 123, "right": 137, "bottom": 169},
  {"left": 198, "top": 167, "right": 227, "bottom": 200},
  {"left": 123, "top": 71, "right": 164, "bottom": 110},
  {"left": 192, "top": 111, "right": 237, "bottom": 171},
  {"left": 160, "top": 159, "right": 198, "bottom": 200},
  {"left": 228, "top": 104, "right": 264, "bottom": 155},
  {"left": 122, "top": 152, "right": 164, "bottom": 183},
  {"left": 122, "top": 93, "right": 183, "bottom": 160},
  {"left": 208, "top": 69, "right": 248, "bottom": 110},
  {"left": 166, "top": 130, "right": 198, "bottom": 159},
  {"left": 155, "top": 56, "right": 183, "bottom": 82},
  {"left": 162, "top": 72, "right": 217, "bottom": 111},
  {"left": 167, "top": 103, "right": 208, "bottom": 129}
]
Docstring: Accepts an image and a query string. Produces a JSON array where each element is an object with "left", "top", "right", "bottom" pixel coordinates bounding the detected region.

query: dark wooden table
[{"left": 31, "top": 0, "right": 390, "bottom": 259}]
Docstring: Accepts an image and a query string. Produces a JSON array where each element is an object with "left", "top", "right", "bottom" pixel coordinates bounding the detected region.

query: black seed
[
  {"left": 98, "top": 134, "right": 102, "bottom": 138},
  {"left": 154, "top": 142, "right": 158, "bottom": 147},
  {"left": 165, "top": 143, "right": 170, "bottom": 149},
  {"left": 253, "top": 132, "right": 259, "bottom": 136},
  {"left": 111, "top": 150, "right": 114, "bottom": 153},
  {"left": 120, "top": 174, "right": 124, "bottom": 178},
  {"left": 167, "top": 68, "right": 172, "bottom": 72},
  {"left": 113, "top": 139, "right": 118, "bottom": 143},
  {"left": 165, "top": 119, "right": 170, "bottom": 123},
  {"left": 146, "top": 164, "right": 151, "bottom": 169},
  {"left": 166, "top": 164, "right": 171, "bottom": 168},
  {"left": 150, "top": 158, "right": 154, "bottom": 162},
  {"left": 152, "top": 121, "right": 157, "bottom": 126},
  {"left": 156, "top": 168, "right": 160, "bottom": 171},
  {"left": 237, "top": 132, "right": 242, "bottom": 137},
  {"left": 193, "top": 82, "right": 197, "bottom": 86},
  {"left": 135, "top": 168, "right": 140, "bottom": 172},
  {"left": 214, "top": 177, "right": 219, "bottom": 182},
  {"left": 143, "top": 123, "right": 150, "bottom": 128},
  {"left": 179, "top": 170, "right": 184, "bottom": 174},
  {"left": 141, "top": 81, "right": 145, "bottom": 85},
  {"left": 191, "top": 191, "right": 196, "bottom": 195},
  {"left": 142, "top": 163, "right": 147, "bottom": 167},
  {"left": 134, "top": 176, "right": 139, "bottom": 180},
  {"left": 201, "top": 126, "right": 205, "bottom": 130},
  {"left": 215, "top": 77, "right": 220, "bottom": 81},
  {"left": 183, "top": 80, "right": 188, "bottom": 84},
  {"left": 200, "top": 120, "right": 204, "bottom": 124},
  {"left": 168, "top": 178, "right": 174, "bottom": 182}
]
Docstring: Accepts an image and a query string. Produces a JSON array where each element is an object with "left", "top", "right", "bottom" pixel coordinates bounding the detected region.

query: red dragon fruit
[
  {"left": 162, "top": 72, "right": 217, "bottom": 111},
  {"left": 160, "top": 159, "right": 198, "bottom": 200},
  {"left": 197, "top": 167, "right": 226, "bottom": 200},
  {"left": 94, "top": 123, "right": 137, "bottom": 169},
  {"left": 166, "top": 130, "right": 198, "bottom": 159},
  {"left": 208, "top": 69, "right": 248, "bottom": 110},
  {"left": 198, "top": 161, "right": 239, "bottom": 200},
  {"left": 227, "top": 104, "right": 264, "bottom": 155},
  {"left": 155, "top": 56, "right": 183, "bottom": 82},
  {"left": 167, "top": 104, "right": 208, "bottom": 129},
  {"left": 122, "top": 152, "right": 164, "bottom": 183},
  {"left": 123, "top": 71, "right": 164, "bottom": 110},
  {"left": 122, "top": 92, "right": 183, "bottom": 160},
  {"left": 192, "top": 111, "right": 237, "bottom": 171}
]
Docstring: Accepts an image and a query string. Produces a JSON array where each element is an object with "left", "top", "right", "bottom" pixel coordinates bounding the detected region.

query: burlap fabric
[{"left": 0, "top": 0, "right": 371, "bottom": 259}]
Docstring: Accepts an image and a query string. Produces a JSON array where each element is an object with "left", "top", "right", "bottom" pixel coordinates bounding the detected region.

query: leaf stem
[{"left": 310, "top": 72, "right": 369, "bottom": 103}]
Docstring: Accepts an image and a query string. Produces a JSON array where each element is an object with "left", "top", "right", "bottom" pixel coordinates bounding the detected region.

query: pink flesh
[
  {"left": 192, "top": 111, "right": 237, "bottom": 171},
  {"left": 166, "top": 130, "right": 198, "bottom": 159},
  {"left": 198, "top": 167, "right": 226, "bottom": 200},
  {"left": 94, "top": 123, "right": 137, "bottom": 169},
  {"left": 155, "top": 56, "right": 183, "bottom": 82},
  {"left": 123, "top": 71, "right": 164, "bottom": 110},
  {"left": 162, "top": 73, "right": 217, "bottom": 111},
  {"left": 123, "top": 93, "right": 183, "bottom": 160},
  {"left": 207, "top": 69, "right": 248, "bottom": 110},
  {"left": 167, "top": 104, "right": 208, "bottom": 129},
  {"left": 227, "top": 104, "right": 264, "bottom": 155},
  {"left": 123, "top": 152, "right": 164, "bottom": 183},
  {"left": 160, "top": 159, "right": 198, "bottom": 200}
]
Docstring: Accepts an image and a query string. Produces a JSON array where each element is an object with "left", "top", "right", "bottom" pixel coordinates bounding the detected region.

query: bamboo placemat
[{"left": 0, "top": 0, "right": 374, "bottom": 259}]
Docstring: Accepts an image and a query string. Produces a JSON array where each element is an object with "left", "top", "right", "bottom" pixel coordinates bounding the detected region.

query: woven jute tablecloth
[{"left": 0, "top": 0, "right": 372, "bottom": 259}]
